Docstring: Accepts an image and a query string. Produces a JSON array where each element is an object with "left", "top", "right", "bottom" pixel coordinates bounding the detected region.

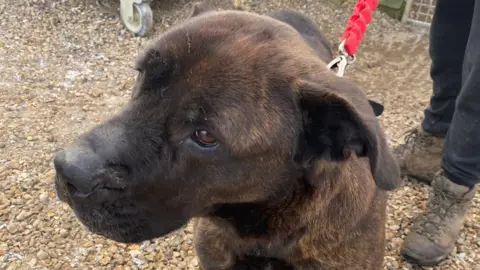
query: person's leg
[
  {"left": 421, "top": 0, "right": 474, "bottom": 136},
  {"left": 395, "top": 0, "right": 474, "bottom": 184},
  {"left": 401, "top": 0, "right": 480, "bottom": 266},
  {"left": 442, "top": 6, "right": 480, "bottom": 188}
]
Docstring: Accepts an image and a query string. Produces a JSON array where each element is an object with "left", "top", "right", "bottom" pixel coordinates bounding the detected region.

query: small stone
[
  {"left": 53, "top": 262, "right": 63, "bottom": 270},
  {"left": 107, "top": 245, "right": 117, "bottom": 253},
  {"left": 181, "top": 244, "right": 190, "bottom": 251},
  {"left": 27, "top": 136, "right": 34, "bottom": 141},
  {"left": 132, "top": 257, "right": 145, "bottom": 266},
  {"left": 47, "top": 135, "right": 55, "bottom": 142},
  {"left": 16, "top": 210, "right": 31, "bottom": 221},
  {"left": 7, "top": 223, "right": 17, "bottom": 234},
  {"left": 128, "top": 244, "right": 141, "bottom": 250},
  {"left": 47, "top": 250, "right": 57, "bottom": 258},
  {"left": 100, "top": 256, "right": 111, "bottom": 265},
  {"left": 451, "top": 246, "right": 458, "bottom": 255},
  {"left": 28, "top": 258, "right": 37, "bottom": 266},
  {"left": 129, "top": 250, "right": 140, "bottom": 258},
  {"left": 456, "top": 253, "right": 466, "bottom": 260},
  {"left": 37, "top": 250, "right": 49, "bottom": 260},
  {"left": 6, "top": 263, "right": 20, "bottom": 270},
  {"left": 59, "top": 229, "right": 69, "bottom": 238},
  {"left": 389, "top": 225, "right": 400, "bottom": 231},
  {"left": 113, "top": 254, "right": 124, "bottom": 264},
  {"left": 39, "top": 193, "right": 48, "bottom": 201},
  {"left": 145, "top": 253, "right": 155, "bottom": 261},
  {"left": 0, "top": 143, "right": 5, "bottom": 148},
  {"left": 90, "top": 90, "right": 103, "bottom": 98}
]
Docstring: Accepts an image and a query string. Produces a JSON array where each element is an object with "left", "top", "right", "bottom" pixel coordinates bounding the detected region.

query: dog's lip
[
  {"left": 54, "top": 175, "right": 69, "bottom": 202},
  {"left": 90, "top": 226, "right": 149, "bottom": 244},
  {"left": 56, "top": 191, "right": 68, "bottom": 203}
]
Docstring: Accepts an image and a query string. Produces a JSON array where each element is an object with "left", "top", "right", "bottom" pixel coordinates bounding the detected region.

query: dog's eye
[{"left": 192, "top": 130, "right": 218, "bottom": 147}]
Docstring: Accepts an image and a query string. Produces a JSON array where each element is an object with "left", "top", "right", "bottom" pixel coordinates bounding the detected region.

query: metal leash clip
[{"left": 327, "top": 40, "right": 356, "bottom": 77}]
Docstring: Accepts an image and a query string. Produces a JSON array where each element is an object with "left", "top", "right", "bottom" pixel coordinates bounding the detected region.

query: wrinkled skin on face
[{"left": 54, "top": 6, "right": 401, "bottom": 269}]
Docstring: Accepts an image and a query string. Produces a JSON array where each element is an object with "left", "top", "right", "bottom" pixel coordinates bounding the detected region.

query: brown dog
[{"left": 53, "top": 6, "right": 401, "bottom": 270}]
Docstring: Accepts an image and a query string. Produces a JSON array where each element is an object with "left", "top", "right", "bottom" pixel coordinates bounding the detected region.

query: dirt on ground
[{"left": 0, "top": 0, "right": 479, "bottom": 269}]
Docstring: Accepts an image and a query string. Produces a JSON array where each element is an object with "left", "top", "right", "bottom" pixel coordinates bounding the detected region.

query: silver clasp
[{"left": 327, "top": 40, "right": 356, "bottom": 77}]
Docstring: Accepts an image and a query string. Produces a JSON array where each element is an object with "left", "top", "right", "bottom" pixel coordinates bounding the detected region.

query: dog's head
[{"left": 54, "top": 9, "right": 400, "bottom": 243}]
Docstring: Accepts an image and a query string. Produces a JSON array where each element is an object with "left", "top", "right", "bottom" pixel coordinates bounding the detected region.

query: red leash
[{"left": 327, "top": 0, "right": 379, "bottom": 76}]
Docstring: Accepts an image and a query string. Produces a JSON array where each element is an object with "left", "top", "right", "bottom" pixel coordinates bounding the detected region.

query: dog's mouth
[
  {"left": 54, "top": 176, "right": 191, "bottom": 243},
  {"left": 77, "top": 207, "right": 154, "bottom": 243},
  {"left": 70, "top": 202, "right": 189, "bottom": 244},
  {"left": 55, "top": 187, "right": 153, "bottom": 243}
]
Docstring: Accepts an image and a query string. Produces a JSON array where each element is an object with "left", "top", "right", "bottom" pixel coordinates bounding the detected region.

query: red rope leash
[
  {"left": 342, "top": 0, "right": 379, "bottom": 56},
  {"left": 327, "top": 0, "right": 379, "bottom": 76}
]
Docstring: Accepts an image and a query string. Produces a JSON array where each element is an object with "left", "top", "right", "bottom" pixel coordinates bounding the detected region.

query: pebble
[
  {"left": 16, "top": 210, "right": 31, "bottom": 221},
  {"left": 36, "top": 250, "right": 49, "bottom": 260},
  {"left": 59, "top": 229, "right": 69, "bottom": 238},
  {"left": 100, "top": 256, "right": 112, "bottom": 265},
  {"left": 6, "top": 223, "right": 17, "bottom": 234},
  {"left": 457, "top": 253, "right": 467, "bottom": 260},
  {"left": 389, "top": 225, "right": 400, "bottom": 231},
  {"left": 39, "top": 193, "right": 48, "bottom": 201}
]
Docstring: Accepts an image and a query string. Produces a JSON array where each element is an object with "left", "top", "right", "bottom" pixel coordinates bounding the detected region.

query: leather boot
[
  {"left": 400, "top": 170, "right": 476, "bottom": 266},
  {"left": 394, "top": 125, "right": 445, "bottom": 184}
]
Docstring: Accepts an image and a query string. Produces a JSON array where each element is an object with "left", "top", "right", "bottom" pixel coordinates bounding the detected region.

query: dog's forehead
[
  {"left": 135, "top": 11, "right": 303, "bottom": 69},
  {"left": 132, "top": 11, "right": 312, "bottom": 156},
  {"left": 133, "top": 11, "right": 291, "bottom": 100}
]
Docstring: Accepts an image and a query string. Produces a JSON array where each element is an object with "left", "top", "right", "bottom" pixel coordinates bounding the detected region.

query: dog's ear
[
  {"left": 188, "top": 2, "right": 216, "bottom": 18},
  {"left": 294, "top": 77, "right": 401, "bottom": 190}
]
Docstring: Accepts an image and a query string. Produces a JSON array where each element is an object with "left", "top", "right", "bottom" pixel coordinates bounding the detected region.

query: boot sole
[
  {"left": 400, "top": 171, "right": 433, "bottom": 185},
  {"left": 401, "top": 247, "right": 451, "bottom": 267}
]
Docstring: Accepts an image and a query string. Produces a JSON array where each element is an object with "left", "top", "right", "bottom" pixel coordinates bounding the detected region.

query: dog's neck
[
  {"left": 210, "top": 157, "right": 379, "bottom": 240},
  {"left": 211, "top": 178, "right": 313, "bottom": 238}
]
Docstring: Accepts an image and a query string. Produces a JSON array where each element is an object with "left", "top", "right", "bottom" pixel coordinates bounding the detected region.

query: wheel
[{"left": 120, "top": 2, "right": 153, "bottom": 37}]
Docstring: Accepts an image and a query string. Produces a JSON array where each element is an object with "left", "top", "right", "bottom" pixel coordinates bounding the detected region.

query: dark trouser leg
[
  {"left": 441, "top": 0, "right": 480, "bottom": 188},
  {"left": 400, "top": 2, "right": 478, "bottom": 264},
  {"left": 421, "top": 0, "right": 474, "bottom": 136}
]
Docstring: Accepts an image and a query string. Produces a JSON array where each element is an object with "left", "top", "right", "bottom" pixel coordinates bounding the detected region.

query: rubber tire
[{"left": 121, "top": 3, "right": 153, "bottom": 37}]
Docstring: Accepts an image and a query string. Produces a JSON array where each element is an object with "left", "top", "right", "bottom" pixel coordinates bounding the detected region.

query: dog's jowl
[{"left": 53, "top": 6, "right": 401, "bottom": 270}]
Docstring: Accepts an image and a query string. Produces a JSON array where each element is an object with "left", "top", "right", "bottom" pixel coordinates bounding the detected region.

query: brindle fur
[{"left": 54, "top": 4, "right": 401, "bottom": 270}]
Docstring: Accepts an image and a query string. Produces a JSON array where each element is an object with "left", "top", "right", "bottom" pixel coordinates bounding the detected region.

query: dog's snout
[{"left": 54, "top": 146, "right": 104, "bottom": 197}]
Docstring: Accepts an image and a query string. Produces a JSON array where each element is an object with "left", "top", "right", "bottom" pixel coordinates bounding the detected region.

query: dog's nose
[{"left": 54, "top": 146, "right": 104, "bottom": 197}]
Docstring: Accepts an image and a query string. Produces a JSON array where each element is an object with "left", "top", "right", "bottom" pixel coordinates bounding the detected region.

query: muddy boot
[
  {"left": 394, "top": 125, "right": 445, "bottom": 184},
  {"left": 400, "top": 170, "right": 476, "bottom": 266}
]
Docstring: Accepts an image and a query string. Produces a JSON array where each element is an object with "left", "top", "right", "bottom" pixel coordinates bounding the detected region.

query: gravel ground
[{"left": 1, "top": 0, "right": 479, "bottom": 269}]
